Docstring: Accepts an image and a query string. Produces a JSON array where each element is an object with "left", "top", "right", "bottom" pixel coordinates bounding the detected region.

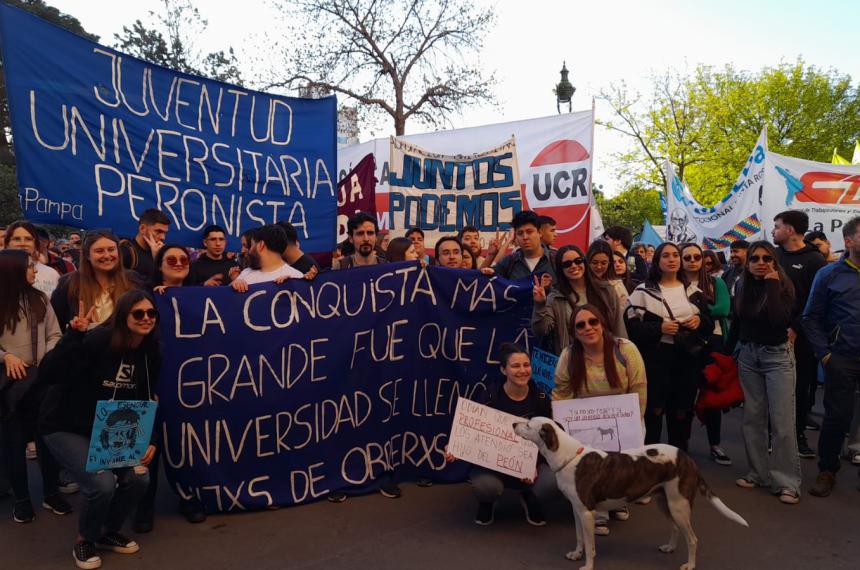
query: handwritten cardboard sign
[
  {"left": 551, "top": 393, "right": 643, "bottom": 453},
  {"left": 448, "top": 397, "right": 538, "bottom": 479},
  {"left": 530, "top": 347, "right": 558, "bottom": 395},
  {"left": 86, "top": 400, "right": 158, "bottom": 472}
]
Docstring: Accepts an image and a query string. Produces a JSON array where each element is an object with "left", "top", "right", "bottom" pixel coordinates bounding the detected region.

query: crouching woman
[
  {"left": 39, "top": 290, "right": 161, "bottom": 569},
  {"left": 446, "top": 343, "right": 558, "bottom": 526}
]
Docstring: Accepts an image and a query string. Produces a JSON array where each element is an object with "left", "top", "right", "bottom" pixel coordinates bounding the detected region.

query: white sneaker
[{"left": 852, "top": 452, "right": 860, "bottom": 466}]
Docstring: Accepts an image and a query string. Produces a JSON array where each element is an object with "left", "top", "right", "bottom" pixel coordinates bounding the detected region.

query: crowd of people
[{"left": 1, "top": 207, "right": 859, "bottom": 569}]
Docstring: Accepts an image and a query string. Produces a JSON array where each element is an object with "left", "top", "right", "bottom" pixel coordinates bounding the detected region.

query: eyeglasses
[
  {"left": 561, "top": 258, "right": 585, "bottom": 268},
  {"left": 749, "top": 255, "right": 774, "bottom": 263},
  {"left": 574, "top": 317, "right": 600, "bottom": 330},
  {"left": 682, "top": 254, "right": 702, "bottom": 262},
  {"left": 165, "top": 255, "right": 189, "bottom": 267},
  {"left": 131, "top": 309, "right": 158, "bottom": 321}
]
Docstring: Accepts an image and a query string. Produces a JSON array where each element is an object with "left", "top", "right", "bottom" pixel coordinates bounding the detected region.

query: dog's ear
[{"left": 539, "top": 422, "right": 559, "bottom": 452}]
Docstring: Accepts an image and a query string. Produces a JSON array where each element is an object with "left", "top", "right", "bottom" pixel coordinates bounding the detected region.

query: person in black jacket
[
  {"left": 729, "top": 241, "right": 802, "bottom": 505},
  {"left": 40, "top": 289, "right": 161, "bottom": 569},
  {"left": 186, "top": 225, "right": 239, "bottom": 286},
  {"left": 772, "top": 210, "right": 826, "bottom": 458},
  {"left": 444, "top": 343, "right": 557, "bottom": 526},
  {"left": 624, "top": 242, "right": 713, "bottom": 452}
]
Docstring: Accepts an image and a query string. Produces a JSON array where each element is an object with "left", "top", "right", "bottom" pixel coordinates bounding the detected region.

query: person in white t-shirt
[
  {"left": 4, "top": 220, "right": 60, "bottom": 296},
  {"left": 231, "top": 225, "right": 303, "bottom": 292}
]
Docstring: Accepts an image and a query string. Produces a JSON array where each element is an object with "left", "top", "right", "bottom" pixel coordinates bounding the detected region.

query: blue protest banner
[
  {"left": 530, "top": 346, "right": 558, "bottom": 395},
  {"left": 154, "top": 263, "right": 533, "bottom": 511},
  {"left": 0, "top": 4, "right": 336, "bottom": 253},
  {"left": 86, "top": 400, "right": 158, "bottom": 472}
]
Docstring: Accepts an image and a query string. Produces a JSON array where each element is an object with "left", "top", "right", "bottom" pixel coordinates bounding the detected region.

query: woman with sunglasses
[
  {"left": 728, "top": 241, "right": 801, "bottom": 505},
  {"left": 151, "top": 245, "right": 190, "bottom": 293},
  {"left": 680, "top": 243, "right": 733, "bottom": 466},
  {"left": 587, "top": 240, "right": 628, "bottom": 308},
  {"left": 39, "top": 290, "right": 161, "bottom": 569},
  {"left": 702, "top": 250, "right": 723, "bottom": 278},
  {"left": 625, "top": 242, "right": 713, "bottom": 452},
  {"left": 0, "top": 250, "right": 70, "bottom": 523},
  {"left": 133, "top": 244, "right": 208, "bottom": 531},
  {"left": 532, "top": 245, "right": 626, "bottom": 356},
  {"left": 51, "top": 231, "right": 141, "bottom": 331},
  {"left": 553, "top": 304, "right": 647, "bottom": 535}
]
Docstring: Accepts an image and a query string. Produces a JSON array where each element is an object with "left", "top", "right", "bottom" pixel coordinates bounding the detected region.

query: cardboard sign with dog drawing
[
  {"left": 552, "top": 393, "right": 643, "bottom": 452},
  {"left": 448, "top": 397, "right": 539, "bottom": 479}
]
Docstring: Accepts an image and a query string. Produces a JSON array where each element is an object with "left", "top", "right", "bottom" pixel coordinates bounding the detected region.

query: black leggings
[{"left": 643, "top": 343, "right": 700, "bottom": 451}]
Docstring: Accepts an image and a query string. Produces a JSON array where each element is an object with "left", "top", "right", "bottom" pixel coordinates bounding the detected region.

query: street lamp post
[{"left": 555, "top": 61, "right": 575, "bottom": 113}]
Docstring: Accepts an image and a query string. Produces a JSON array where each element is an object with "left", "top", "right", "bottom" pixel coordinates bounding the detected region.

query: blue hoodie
[{"left": 802, "top": 257, "right": 860, "bottom": 360}]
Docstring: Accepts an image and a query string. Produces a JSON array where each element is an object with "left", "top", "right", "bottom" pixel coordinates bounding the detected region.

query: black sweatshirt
[
  {"left": 730, "top": 278, "right": 794, "bottom": 347},
  {"left": 38, "top": 327, "right": 161, "bottom": 439},
  {"left": 775, "top": 244, "right": 826, "bottom": 329}
]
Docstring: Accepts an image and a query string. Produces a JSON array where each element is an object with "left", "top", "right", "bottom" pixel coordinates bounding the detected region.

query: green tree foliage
[
  {"left": 266, "top": 0, "right": 497, "bottom": 135},
  {"left": 114, "top": 0, "right": 243, "bottom": 85},
  {"left": 593, "top": 186, "right": 663, "bottom": 234},
  {"left": 0, "top": 0, "right": 98, "bottom": 225},
  {"left": 600, "top": 60, "right": 860, "bottom": 207}
]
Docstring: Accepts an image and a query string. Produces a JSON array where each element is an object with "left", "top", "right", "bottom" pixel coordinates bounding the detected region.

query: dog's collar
[{"left": 553, "top": 446, "right": 584, "bottom": 473}]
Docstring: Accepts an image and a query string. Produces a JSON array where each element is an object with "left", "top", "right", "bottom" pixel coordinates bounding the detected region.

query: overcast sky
[{"left": 51, "top": 0, "right": 860, "bottom": 195}]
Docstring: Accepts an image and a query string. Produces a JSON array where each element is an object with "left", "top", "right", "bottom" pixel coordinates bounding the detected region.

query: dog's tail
[{"left": 698, "top": 476, "right": 749, "bottom": 527}]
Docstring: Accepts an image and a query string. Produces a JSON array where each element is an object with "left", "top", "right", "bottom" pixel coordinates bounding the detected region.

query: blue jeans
[
  {"left": 43, "top": 432, "right": 149, "bottom": 542},
  {"left": 736, "top": 342, "right": 801, "bottom": 494}
]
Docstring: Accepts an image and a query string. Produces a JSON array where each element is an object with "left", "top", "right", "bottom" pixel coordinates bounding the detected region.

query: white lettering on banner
[
  {"left": 447, "top": 397, "right": 539, "bottom": 479},
  {"left": 20, "top": 187, "right": 84, "bottom": 220},
  {"left": 25, "top": 57, "right": 333, "bottom": 240},
  {"left": 173, "top": 475, "right": 273, "bottom": 511}
]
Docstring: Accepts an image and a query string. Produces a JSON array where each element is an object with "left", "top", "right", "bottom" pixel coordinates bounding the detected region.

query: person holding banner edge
[
  {"left": 39, "top": 290, "right": 161, "bottom": 569},
  {"left": 444, "top": 343, "right": 557, "bottom": 526}
]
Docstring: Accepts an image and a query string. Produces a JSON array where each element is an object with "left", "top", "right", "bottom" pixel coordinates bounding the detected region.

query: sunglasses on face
[
  {"left": 575, "top": 317, "right": 600, "bottom": 330},
  {"left": 749, "top": 255, "right": 774, "bottom": 263},
  {"left": 561, "top": 257, "right": 585, "bottom": 268},
  {"left": 683, "top": 254, "right": 702, "bottom": 262},
  {"left": 165, "top": 255, "right": 189, "bottom": 267},
  {"left": 131, "top": 309, "right": 158, "bottom": 321}
]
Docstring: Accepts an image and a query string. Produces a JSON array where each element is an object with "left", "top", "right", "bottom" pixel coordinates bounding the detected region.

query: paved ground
[{"left": 3, "top": 403, "right": 859, "bottom": 569}]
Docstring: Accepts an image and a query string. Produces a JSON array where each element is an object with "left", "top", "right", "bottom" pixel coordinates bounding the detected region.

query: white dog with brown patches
[{"left": 513, "top": 417, "right": 748, "bottom": 570}]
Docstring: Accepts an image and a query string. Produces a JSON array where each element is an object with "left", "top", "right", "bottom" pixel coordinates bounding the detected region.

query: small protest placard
[
  {"left": 448, "top": 397, "right": 539, "bottom": 479},
  {"left": 86, "top": 400, "right": 158, "bottom": 472},
  {"left": 530, "top": 347, "right": 558, "bottom": 395},
  {"left": 551, "top": 393, "right": 643, "bottom": 453}
]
